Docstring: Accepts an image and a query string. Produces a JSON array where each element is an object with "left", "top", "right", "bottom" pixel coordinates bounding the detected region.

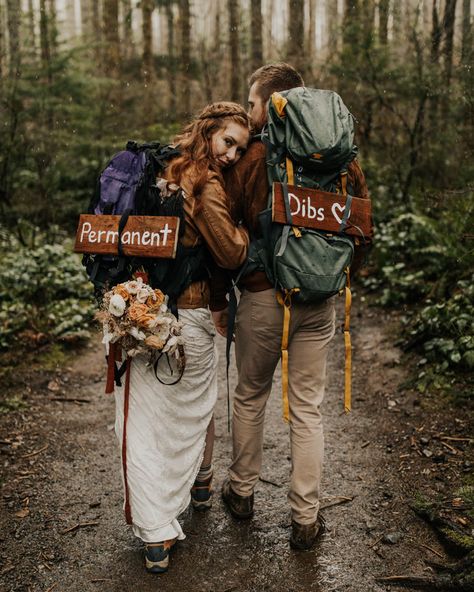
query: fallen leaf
[
  {"left": 47, "top": 380, "right": 61, "bottom": 392},
  {"left": 15, "top": 508, "right": 30, "bottom": 518}
]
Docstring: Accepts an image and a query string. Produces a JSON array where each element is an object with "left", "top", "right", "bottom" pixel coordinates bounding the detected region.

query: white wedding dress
[{"left": 113, "top": 308, "right": 218, "bottom": 542}]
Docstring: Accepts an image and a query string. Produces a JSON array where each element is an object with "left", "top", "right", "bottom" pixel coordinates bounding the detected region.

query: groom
[{"left": 212, "top": 63, "right": 370, "bottom": 550}]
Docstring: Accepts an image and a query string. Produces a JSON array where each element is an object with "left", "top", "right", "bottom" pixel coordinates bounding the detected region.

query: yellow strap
[
  {"left": 344, "top": 268, "right": 352, "bottom": 413},
  {"left": 272, "top": 92, "right": 288, "bottom": 117},
  {"left": 286, "top": 157, "right": 295, "bottom": 185},
  {"left": 276, "top": 289, "right": 298, "bottom": 423}
]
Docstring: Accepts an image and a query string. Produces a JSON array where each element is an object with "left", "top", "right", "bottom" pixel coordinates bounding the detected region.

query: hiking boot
[
  {"left": 144, "top": 539, "right": 176, "bottom": 574},
  {"left": 221, "top": 479, "right": 254, "bottom": 519},
  {"left": 290, "top": 515, "right": 325, "bottom": 550},
  {"left": 191, "top": 474, "right": 213, "bottom": 511}
]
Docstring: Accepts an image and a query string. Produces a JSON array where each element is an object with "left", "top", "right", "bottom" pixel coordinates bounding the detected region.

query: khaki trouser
[{"left": 229, "top": 288, "right": 335, "bottom": 524}]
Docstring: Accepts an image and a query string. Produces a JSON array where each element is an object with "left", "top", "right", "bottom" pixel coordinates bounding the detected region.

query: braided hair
[{"left": 167, "top": 102, "right": 251, "bottom": 197}]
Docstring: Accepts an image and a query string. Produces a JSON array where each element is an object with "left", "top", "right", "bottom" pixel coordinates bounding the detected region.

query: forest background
[{"left": 0, "top": 0, "right": 473, "bottom": 402}]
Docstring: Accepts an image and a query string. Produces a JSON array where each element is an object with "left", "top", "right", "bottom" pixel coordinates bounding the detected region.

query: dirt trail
[{"left": 1, "top": 298, "right": 471, "bottom": 592}]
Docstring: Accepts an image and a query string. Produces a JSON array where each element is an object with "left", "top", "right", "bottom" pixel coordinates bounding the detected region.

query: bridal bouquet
[{"left": 96, "top": 277, "right": 184, "bottom": 362}]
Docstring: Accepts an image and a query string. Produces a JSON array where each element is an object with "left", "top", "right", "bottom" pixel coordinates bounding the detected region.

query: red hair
[{"left": 167, "top": 102, "right": 251, "bottom": 196}]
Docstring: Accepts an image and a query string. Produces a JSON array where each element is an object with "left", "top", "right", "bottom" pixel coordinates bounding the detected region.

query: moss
[{"left": 36, "top": 343, "right": 68, "bottom": 371}]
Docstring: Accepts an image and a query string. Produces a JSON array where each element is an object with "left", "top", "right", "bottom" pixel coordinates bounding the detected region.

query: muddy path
[{"left": 1, "top": 298, "right": 472, "bottom": 592}]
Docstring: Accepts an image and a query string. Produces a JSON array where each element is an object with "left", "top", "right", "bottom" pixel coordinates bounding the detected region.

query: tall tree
[
  {"left": 228, "top": 0, "right": 240, "bottom": 102},
  {"left": 165, "top": 1, "right": 177, "bottom": 115},
  {"left": 288, "top": 0, "right": 305, "bottom": 73},
  {"left": 0, "top": 1, "right": 6, "bottom": 80},
  {"left": 6, "top": 0, "right": 21, "bottom": 78},
  {"left": 103, "top": 0, "right": 121, "bottom": 76},
  {"left": 326, "top": 0, "right": 339, "bottom": 52},
  {"left": 307, "top": 0, "right": 316, "bottom": 59},
  {"left": 250, "top": 0, "right": 263, "bottom": 71},
  {"left": 178, "top": 0, "right": 191, "bottom": 117},
  {"left": 442, "top": 0, "right": 457, "bottom": 86},
  {"left": 122, "top": 0, "right": 134, "bottom": 59},
  {"left": 461, "top": 0, "right": 472, "bottom": 64},
  {"left": 142, "top": 0, "right": 153, "bottom": 87},
  {"left": 39, "top": 0, "right": 52, "bottom": 82},
  {"left": 47, "top": 0, "right": 58, "bottom": 60},
  {"left": 64, "top": 0, "right": 77, "bottom": 42},
  {"left": 431, "top": 0, "right": 442, "bottom": 64},
  {"left": 92, "top": 0, "right": 102, "bottom": 61},
  {"left": 27, "top": 0, "right": 36, "bottom": 57},
  {"left": 343, "top": 0, "right": 360, "bottom": 49},
  {"left": 378, "top": 0, "right": 389, "bottom": 45}
]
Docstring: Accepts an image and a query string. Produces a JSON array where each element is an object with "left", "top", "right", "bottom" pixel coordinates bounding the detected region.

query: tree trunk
[
  {"left": 288, "top": 0, "right": 305, "bottom": 73},
  {"left": 250, "top": 0, "right": 263, "bottom": 72},
  {"left": 308, "top": 0, "right": 316, "bottom": 58},
  {"left": 27, "top": 0, "right": 36, "bottom": 58},
  {"left": 326, "top": 0, "right": 339, "bottom": 52},
  {"left": 431, "top": 0, "right": 441, "bottom": 64},
  {"left": 81, "top": 0, "right": 92, "bottom": 40},
  {"left": 92, "top": 0, "right": 101, "bottom": 62},
  {"left": 378, "top": 0, "right": 389, "bottom": 45},
  {"left": 165, "top": 1, "right": 176, "bottom": 116},
  {"left": 343, "top": 0, "right": 360, "bottom": 49},
  {"left": 0, "top": 1, "right": 7, "bottom": 80},
  {"left": 6, "top": 0, "right": 21, "bottom": 78},
  {"left": 228, "top": 0, "right": 240, "bottom": 102},
  {"left": 442, "top": 0, "right": 457, "bottom": 87},
  {"left": 362, "top": 0, "right": 375, "bottom": 47},
  {"left": 122, "top": 0, "right": 134, "bottom": 60},
  {"left": 461, "top": 0, "right": 472, "bottom": 64},
  {"left": 64, "top": 0, "right": 77, "bottom": 43},
  {"left": 179, "top": 0, "right": 191, "bottom": 118},
  {"left": 142, "top": 0, "right": 153, "bottom": 87},
  {"left": 103, "top": 0, "right": 120, "bottom": 77},
  {"left": 39, "top": 0, "right": 50, "bottom": 74}
]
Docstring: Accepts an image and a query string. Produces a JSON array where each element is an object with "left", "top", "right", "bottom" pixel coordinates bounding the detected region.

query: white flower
[
  {"left": 152, "top": 322, "right": 171, "bottom": 342},
  {"left": 162, "top": 335, "right": 178, "bottom": 353},
  {"left": 125, "top": 277, "right": 143, "bottom": 295},
  {"left": 136, "top": 287, "right": 151, "bottom": 303},
  {"left": 102, "top": 323, "right": 119, "bottom": 345},
  {"left": 108, "top": 294, "right": 126, "bottom": 317},
  {"left": 128, "top": 326, "right": 146, "bottom": 341}
]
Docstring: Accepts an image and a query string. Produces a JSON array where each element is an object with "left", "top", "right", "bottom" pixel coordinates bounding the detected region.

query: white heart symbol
[{"left": 331, "top": 202, "right": 350, "bottom": 225}]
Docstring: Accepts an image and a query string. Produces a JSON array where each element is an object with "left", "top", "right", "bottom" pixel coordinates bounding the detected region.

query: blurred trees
[{"left": 0, "top": 0, "right": 471, "bottom": 229}]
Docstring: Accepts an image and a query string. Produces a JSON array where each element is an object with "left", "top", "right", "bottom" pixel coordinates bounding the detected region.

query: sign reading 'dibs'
[
  {"left": 74, "top": 214, "right": 180, "bottom": 258},
  {"left": 272, "top": 183, "right": 372, "bottom": 238}
]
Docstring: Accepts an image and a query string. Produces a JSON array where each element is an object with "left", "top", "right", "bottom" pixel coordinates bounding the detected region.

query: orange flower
[
  {"left": 114, "top": 285, "right": 130, "bottom": 301},
  {"left": 136, "top": 312, "right": 156, "bottom": 328},
  {"left": 128, "top": 302, "right": 148, "bottom": 322},
  {"left": 145, "top": 335, "right": 165, "bottom": 350}
]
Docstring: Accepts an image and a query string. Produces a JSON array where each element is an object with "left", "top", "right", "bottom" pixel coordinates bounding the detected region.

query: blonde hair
[{"left": 167, "top": 102, "right": 251, "bottom": 196}]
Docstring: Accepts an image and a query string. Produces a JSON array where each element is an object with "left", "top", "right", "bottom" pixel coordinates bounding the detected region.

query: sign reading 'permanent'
[
  {"left": 272, "top": 183, "right": 372, "bottom": 238},
  {"left": 74, "top": 214, "right": 180, "bottom": 258}
]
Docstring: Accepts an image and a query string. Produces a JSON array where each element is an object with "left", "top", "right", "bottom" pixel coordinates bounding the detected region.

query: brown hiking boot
[
  {"left": 221, "top": 479, "right": 254, "bottom": 519},
  {"left": 290, "top": 515, "right": 325, "bottom": 550}
]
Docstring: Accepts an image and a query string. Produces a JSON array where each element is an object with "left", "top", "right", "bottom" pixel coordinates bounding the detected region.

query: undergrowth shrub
[
  {"left": 362, "top": 187, "right": 474, "bottom": 390},
  {"left": 0, "top": 227, "right": 94, "bottom": 350}
]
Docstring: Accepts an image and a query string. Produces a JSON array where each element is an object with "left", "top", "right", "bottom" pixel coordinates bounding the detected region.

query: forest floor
[{"left": 0, "top": 296, "right": 472, "bottom": 592}]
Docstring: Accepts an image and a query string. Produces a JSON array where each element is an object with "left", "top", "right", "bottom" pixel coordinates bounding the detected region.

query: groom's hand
[{"left": 211, "top": 308, "right": 229, "bottom": 338}]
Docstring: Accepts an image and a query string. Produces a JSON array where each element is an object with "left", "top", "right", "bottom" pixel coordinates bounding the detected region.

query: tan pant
[{"left": 229, "top": 288, "right": 335, "bottom": 524}]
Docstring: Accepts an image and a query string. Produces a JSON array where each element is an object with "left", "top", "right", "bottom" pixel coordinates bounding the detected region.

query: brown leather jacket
[
  {"left": 209, "top": 139, "right": 371, "bottom": 310},
  {"left": 173, "top": 167, "right": 249, "bottom": 309}
]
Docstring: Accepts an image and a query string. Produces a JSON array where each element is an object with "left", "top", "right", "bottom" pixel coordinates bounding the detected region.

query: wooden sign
[
  {"left": 272, "top": 183, "right": 372, "bottom": 238},
  {"left": 74, "top": 214, "right": 180, "bottom": 258}
]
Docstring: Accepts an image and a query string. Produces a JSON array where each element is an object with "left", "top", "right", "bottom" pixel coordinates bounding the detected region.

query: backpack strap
[
  {"left": 276, "top": 288, "right": 299, "bottom": 423},
  {"left": 343, "top": 268, "right": 352, "bottom": 413}
]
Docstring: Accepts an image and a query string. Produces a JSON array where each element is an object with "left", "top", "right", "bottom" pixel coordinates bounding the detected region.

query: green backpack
[{"left": 255, "top": 87, "right": 359, "bottom": 303}]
